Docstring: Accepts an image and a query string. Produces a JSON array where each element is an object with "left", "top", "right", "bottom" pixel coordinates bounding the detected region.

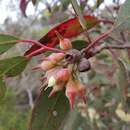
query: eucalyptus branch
[
  {"left": 85, "top": 26, "right": 114, "bottom": 52},
  {"left": 26, "top": 46, "right": 65, "bottom": 59},
  {"left": 70, "top": 0, "right": 92, "bottom": 43},
  {"left": 104, "top": 44, "right": 130, "bottom": 50},
  {"left": 92, "top": 44, "right": 130, "bottom": 57},
  {"left": 16, "top": 40, "right": 65, "bottom": 59},
  {"left": 17, "top": 40, "right": 44, "bottom": 47}
]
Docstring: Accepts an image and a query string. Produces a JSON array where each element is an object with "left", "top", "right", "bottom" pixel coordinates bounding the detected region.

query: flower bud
[
  {"left": 65, "top": 79, "right": 87, "bottom": 110},
  {"left": 47, "top": 76, "right": 56, "bottom": 87},
  {"left": 48, "top": 53, "right": 65, "bottom": 63},
  {"left": 40, "top": 60, "right": 56, "bottom": 71},
  {"left": 55, "top": 31, "right": 72, "bottom": 50},
  {"left": 60, "top": 38, "right": 72, "bottom": 50},
  {"left": 45, "top": 68, "right": 71, "bottom": 97},
  {"left": 56, "top": 68, "right": 71, "bottom": 83},
  {"left": 39, "top": 53, "right": 65, "bottom": 71},
  {"left": 46, "top": 68, "right": 71, "bottom": 84}
]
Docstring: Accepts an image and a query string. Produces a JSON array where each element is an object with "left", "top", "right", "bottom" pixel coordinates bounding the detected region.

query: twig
[
  {"left": 85, "top": 44, "right": 130, "bottom": 59},
  {"left": 105, "top": 45, "right": 130, "bottom": 50},
  {"left": 85, "top": 26, "right": 114, "bottom": 52},
  {"left": 17, "top": 40, "right": 44, "bottom": 47},
  {"left": 26, "top": 46, "right": 64, "bottom": 59},
  {"left": 70, "top": 0, "right": 92, "bottom": 43},
  {"left": 105, "top": 4, "right": 115, "bottom": 19},
  {"left": 16, "top": 40, "right": 65, "bottom": 58}
]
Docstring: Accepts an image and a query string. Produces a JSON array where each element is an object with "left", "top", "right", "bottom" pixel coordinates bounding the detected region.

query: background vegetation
[{"left": 0, "top": 0, "right": 130, "bottom": 130}]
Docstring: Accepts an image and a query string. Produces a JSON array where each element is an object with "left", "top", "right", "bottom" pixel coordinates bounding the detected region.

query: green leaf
[
  {"left": 116, "top": 59, "right": 129, "bottom": 109},
  {"left": 115, "top": 0, "right": 130, "bottom": 31},
  {"left": 0, "top": 78, "right": 6, "bottom": 101},
  {"left": 0, "top": 56, "right": 29, "bottom": 77},
  {"left": 118, "top": 0, "right": 130, "bottom": 22},
  {"left": 72, "top": 40, "right": 88, "bottom": 50},
  {"left": 110, "top": 1, "right": 130, "bottom": 40},
  {"left": 63, "top": 109, "right": 85, "bottom": 130},
  {"left": 0, "top": 34, "right": 20, "bottom": 54},
  {"left": 28, "top": 88, "right": 69, "bottom": 130}
]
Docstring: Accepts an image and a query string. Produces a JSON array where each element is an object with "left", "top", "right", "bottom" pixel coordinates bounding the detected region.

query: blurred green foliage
[
  {"left": 1, "top": 0, "right": 130, "bottom": 130},
  {"left": 0, "top": 89, "right": 28, "bottom": 130}
]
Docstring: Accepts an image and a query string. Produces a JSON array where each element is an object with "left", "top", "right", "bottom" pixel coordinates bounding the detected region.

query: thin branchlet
[{"left": 16, "top": 40, "right": 65, "bottom": 59}]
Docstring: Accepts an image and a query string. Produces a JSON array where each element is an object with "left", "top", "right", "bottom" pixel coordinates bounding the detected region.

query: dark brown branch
[
  {"left": 104, "top": 45, "right": 130, "bottom": 50},
  {"left": 84, "top": 44, "right": 130, "bottom": 59}
]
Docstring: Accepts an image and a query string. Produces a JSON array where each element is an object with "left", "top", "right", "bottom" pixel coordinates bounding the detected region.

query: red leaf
[
  {"left": 25, "top": 15, "right": 98, "bottom": 56},
  {"left": 20, "top": 0, "right": 28, "bottom": 17}
]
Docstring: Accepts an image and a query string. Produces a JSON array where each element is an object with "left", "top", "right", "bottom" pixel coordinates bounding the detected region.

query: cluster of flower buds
[{"left": 35, "top": 32, "right": 87, "bottom": 110}]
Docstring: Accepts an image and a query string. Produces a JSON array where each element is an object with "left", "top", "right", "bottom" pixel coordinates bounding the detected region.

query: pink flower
[
  {"left": 45, "top": 68, "right": 71, "bottom": 97},
  {"left": 33, "top": 53, "right": 65, "bottom": 71},
  {"left": 65, "top": 78, "right": 87, "bottom": 110}
]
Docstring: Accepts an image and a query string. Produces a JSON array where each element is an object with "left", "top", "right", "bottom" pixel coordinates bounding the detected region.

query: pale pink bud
[
  {"left": 48, "top": 53, "right": 65, "bottom": 63},
  {"left": 55, "top": 68, "right": 71, "bottom": 83},
  {"left": 40, "top": 60, "right": 56, "bottom": 71},
  {"left": 45, "top": 68, "right": 71, "bottom": 97},
  {"left": 55, "top": 31, "right": 72, "bottom": 50},
  {"left": 46, "top": 68, "right": 70, "bottom": 84},
  {"left": 39, "top": 53, "right": 65, "bottom": 71},
  {"left": 59, "top": 38, "right": 72, "bottom": 50},
  {"left": 65, "top": 79, "right": 87, "bottom": 110},
  {"left": 32, "top": 60, "right": 56, "bottom": 71}
]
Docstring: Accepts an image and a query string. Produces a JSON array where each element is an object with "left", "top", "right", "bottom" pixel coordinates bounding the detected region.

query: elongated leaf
[
  {"left": 116, "top": 59, "right": 129, "bottom": 109},
  {"left": 0, "top": 78, "right": 6, "bottom": 101},
  {"left": 109, "top": 1, "right": 130, "bottom": 40},
  {"left": 25, "top": 15, "right": 98, "bottom": 56},
  {"left": 118, "top": 0, "right": 130, "bottom": 24},
  {"left": 0, "top": 34, "right": 19, "bottom": 54},
  {"left": 63, "top": 109, "right": 85, "bottom": 130},
  {"left": 0, "top": 56, "right": 29, "bottom": 77},
  {"left": 28, "top": 88, "right": 69, "bottom": 130}
]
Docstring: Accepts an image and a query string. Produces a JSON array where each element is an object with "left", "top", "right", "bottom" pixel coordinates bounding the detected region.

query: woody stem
[
  {"left": 71, "top": 0, "right": 92, "bottom": 43},
  {"left": 16, "top": 40, "right": 65, "bottom": 59},
  {"left": 85, "top": 26, "right": 114, "bottom": 52}
]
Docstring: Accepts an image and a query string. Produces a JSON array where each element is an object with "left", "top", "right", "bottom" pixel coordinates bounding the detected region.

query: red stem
[
  {"left": 16, "top": 40, "right": 65, "bottom": 59},
  {"left": 16, "top": 40, "right": 44, "bottom": 47},
  {"left": 26, "top": 47, "right": 65, "bottom": 59},
  {"left": 85, "top": 26, "right": 114, "bottom": 52}
]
